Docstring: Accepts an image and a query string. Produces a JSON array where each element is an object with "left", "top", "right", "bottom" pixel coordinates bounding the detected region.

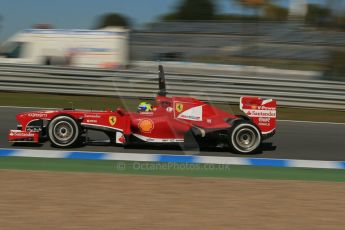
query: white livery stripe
[
  {"left": 81, "top": 123, "right": 123, "bottom": 131},
  {"left": 177, "top": 105, "right": 203, "bottom": 121},
  {"left": 133, "top": 134, "right": 184, "bottom": 143}
]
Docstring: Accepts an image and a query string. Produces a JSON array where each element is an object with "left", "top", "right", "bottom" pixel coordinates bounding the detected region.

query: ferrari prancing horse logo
[
  {"left": 175, "top": 103, "right": 183, "bottom": 113},
  {"left": 109, "top": 116, "right": 117, "bottom": 126}
]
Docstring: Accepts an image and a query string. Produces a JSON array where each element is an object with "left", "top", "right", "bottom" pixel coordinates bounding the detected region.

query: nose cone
[{"left": 16, "top": 112, "right": 26, "bottom": 121}]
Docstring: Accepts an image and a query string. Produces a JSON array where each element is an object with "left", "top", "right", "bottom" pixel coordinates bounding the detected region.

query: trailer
[{"left": 0, "top": 27, "right": 129, "bottom": 69}]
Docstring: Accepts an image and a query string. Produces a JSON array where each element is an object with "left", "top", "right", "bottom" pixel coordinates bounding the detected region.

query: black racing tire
[
  {"left": 229, "top": 120, "right": 261, "bottom": 154},
  {"left": 48, "top": 116, "right": 80, "bottom": 148}
]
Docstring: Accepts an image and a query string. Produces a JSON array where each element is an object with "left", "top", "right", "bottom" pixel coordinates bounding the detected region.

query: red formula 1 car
[{"left": 8, "top": 65, "right": 276, "bottom": 154}]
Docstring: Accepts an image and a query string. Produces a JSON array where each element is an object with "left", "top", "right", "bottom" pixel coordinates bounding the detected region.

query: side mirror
[{"left": 116, "top": 107, "right": 126, "bottom": 116}]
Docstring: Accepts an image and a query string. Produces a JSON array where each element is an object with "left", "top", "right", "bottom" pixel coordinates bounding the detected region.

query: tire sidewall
[
  {"left": 48, "top": 116, "right": 80, "bottom": 147},
  {"left": 229, "top": 121, "right": 261, "bottom": 154}
]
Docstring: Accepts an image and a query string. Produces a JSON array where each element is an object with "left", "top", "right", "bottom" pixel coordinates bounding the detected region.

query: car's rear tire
[
  {"left": 48, "top": 116, "right": 80, "bottom": 148},
  {"left": 229, "top": 120, "right": 261, "bottom": 154}
]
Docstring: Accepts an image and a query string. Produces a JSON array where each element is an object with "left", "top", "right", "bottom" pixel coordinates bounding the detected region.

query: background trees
[
  {"left": 94, "top": 13, "right": 130, "bottom": 29},
  {"left": 160, "top": 0, "right": 290, "bottom": 22},
  {"left": 161, "top": 0, "right": 216, "bottom": 21}
]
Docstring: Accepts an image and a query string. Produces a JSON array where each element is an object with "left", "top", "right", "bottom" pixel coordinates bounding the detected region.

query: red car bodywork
[
  {"left": 8, "top": 66, "right": 276, "bottom": 153},
  {"left": 9, "top": 96, "right": 276, "bottom": 143}
]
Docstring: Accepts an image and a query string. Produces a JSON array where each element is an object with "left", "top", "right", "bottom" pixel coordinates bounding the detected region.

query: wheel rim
[
  {"left": 233, "top": 126, "right": 260, "bottom": 153},
  {"left": 53, "top": 121, "right": 74, "bottom": 142}
]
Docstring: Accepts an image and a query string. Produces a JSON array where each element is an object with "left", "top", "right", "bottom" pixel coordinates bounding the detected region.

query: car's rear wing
[{"left": 240, "top": 97, "right": 276, "bottom": 135}]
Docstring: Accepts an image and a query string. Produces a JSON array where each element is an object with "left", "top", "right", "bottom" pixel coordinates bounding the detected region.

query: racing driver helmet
[{"left": 138, "top": 102, "right": 152, "bottom": 112}]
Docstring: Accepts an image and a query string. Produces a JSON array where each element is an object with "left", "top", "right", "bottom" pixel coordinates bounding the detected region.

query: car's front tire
[
  {"left": 48, "top": 116, "right": 80, "bottom": 148},
  {"left": 229, "top": 120, "right": 261, "bottom": 154}
]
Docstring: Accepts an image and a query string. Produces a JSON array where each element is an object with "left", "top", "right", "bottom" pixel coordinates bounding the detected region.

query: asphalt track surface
[{"left": 1, "top": 107, "right": 344, "bottom": 161}]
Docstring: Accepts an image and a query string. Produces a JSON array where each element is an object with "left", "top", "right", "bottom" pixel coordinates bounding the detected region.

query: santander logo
[{"left": 177, "top": 105, "right": 203, "bottom": 121}]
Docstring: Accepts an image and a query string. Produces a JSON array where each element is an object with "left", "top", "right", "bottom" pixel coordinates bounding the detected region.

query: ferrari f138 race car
[{"left": 8, "top": 65, "right": 276, "bottom": 154}]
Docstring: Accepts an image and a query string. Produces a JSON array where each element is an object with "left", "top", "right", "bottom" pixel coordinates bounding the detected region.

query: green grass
[
  {"left": 0, "top": 157, "right": 344, "bottom": 182},
  {"left": 1, "top": 92, "right": 345, "bottom": 122},
  {"left": 0, "top": 91, "right": 141, "bottom": 110}
]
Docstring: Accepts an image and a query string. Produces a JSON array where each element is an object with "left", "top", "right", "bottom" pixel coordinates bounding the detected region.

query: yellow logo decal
[
  {"left": 138, "top": 119, "right": 154, "bottom": 133},
  {"left": 175, "top": 103, "right": 183, "bottom": 113},
  {"left": 109, "top": 116, "right": 117, "bottom": 126}
]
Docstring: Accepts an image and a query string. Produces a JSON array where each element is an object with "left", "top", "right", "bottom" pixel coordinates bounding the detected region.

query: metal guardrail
[{"left": 0, "top": 63, "right": 344, "bottom": 110}]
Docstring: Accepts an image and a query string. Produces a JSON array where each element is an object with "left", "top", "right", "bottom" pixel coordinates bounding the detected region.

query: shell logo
[{"left": 138, "top": 119, "right": 154, "bottom": 133}]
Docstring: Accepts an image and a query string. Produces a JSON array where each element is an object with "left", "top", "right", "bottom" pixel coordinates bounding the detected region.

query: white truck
[{"left": 0, "top": 27, "right": 129, "bottom": 69}]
